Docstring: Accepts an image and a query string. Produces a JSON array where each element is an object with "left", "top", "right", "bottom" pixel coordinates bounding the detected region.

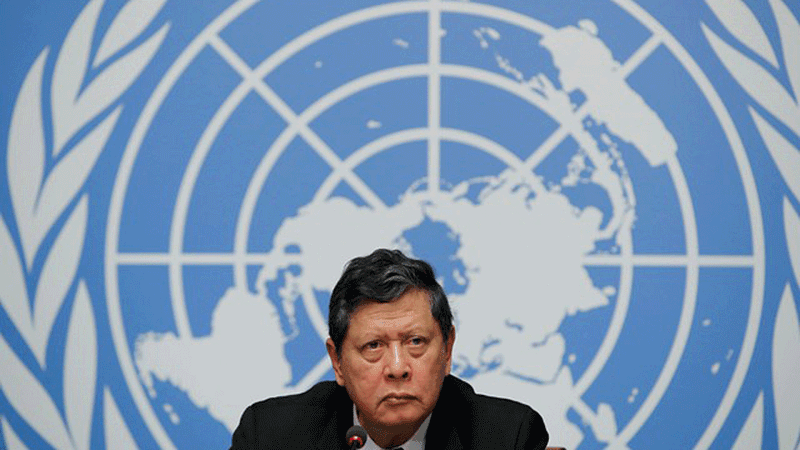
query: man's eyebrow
[
  {"left": 400, "top": 328, "right": 432, "bottom": 338},
  {"left": 355, "top": 328, "right": 430, "bottom": 341},
  {"left": 354, "top": 333, "right": 381, "bottom": 342}
]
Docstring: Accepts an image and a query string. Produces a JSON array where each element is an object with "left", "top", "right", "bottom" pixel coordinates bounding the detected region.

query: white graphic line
[
  {"left": 115, "top": 252, "right": 267, "bottom": 265},
  {"left": 427, "top": 0, "right": 442, "bottom": 193},
  {"left": 104, "top": 1, "right": 260, "bottom": 448},
  {"left": 523, "top": 125, "right": 570, "bottom": 171},
  {"left": 208, "top": 35, "right": 387, "bottom": 210},
  {"left": 571, "top": 398, "right": 608, "bottom": 441},
  {"left": 294, "top": 356, "right": 333, "bottom": 392},
  {"left": 523, "top": 96, "right": 594, "bottom": 172},
  {"left": 583, "top": 254, "right": 755, "bottom": 267},
  {"left": 574, "top": 217, "right": 635, "bottom": 395},
  {"left": 619, "top": 33, "right": 663, "bottom": 78},
  {"left": 523, "top": 33, "right": 661, "bottom": 172},
  {"left": 114, "top": 252, "right": 755, "bottom": 268}
]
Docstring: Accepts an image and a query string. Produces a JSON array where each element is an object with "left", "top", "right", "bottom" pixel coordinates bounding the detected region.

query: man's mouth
[{"left": 383, "top": 394, "right": 415, "bottom": 405}]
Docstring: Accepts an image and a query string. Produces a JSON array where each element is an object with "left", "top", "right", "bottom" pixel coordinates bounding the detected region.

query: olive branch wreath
[
  {"left": 0, "top": 0, "right": 169, "bottom": 448},
  {"left": 703, "top": 0, "right": 800, "bottom": 449}
]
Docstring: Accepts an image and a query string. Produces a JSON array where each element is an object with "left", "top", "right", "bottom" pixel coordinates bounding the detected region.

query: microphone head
[{"left": 346, "top": 425, "right": 367, "bottom": 448}]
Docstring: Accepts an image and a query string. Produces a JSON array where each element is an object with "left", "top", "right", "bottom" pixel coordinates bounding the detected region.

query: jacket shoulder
[
  {"left": 248, "top": 380, "right": 340, "bottom": 414},
  {"left": 438, "top": 376, "right": 549, "bottom": 450},
  {"left": 230, "top": 381, "right": 345, "bottom": 449},
  {"left": 444, "top": 375, "right": 534, "bottom": 415}
]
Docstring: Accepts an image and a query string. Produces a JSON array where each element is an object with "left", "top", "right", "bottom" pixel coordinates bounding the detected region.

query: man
[{"left": 231, "top": 249, "right": 549, "bottom": 449}]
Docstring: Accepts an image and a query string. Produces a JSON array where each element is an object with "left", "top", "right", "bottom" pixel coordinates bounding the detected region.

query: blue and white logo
[{"left": 2, "top": 0, "right": 799, "bottom": 449}]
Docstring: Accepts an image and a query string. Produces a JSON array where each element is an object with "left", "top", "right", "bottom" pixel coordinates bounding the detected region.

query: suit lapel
[
  {"left": 318, "top": 377, "right": 468, "bottom": 450},
  {"left": 317, "top": 384, "right": 354, "bottom": 450},
  {"left": 425, "top": 419, "right": 464, "bottom": 450},
  {"left": 425, "top": 376, "right": 465, "bottom": 450}
]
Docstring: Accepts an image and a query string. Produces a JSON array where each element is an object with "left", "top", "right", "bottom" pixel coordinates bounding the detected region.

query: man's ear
[
  {"left": 444, "top": 326, "right": 455, "bottom": 374},
  {"left": 326, "top": 338, "right": 345, "bottom": 386}
]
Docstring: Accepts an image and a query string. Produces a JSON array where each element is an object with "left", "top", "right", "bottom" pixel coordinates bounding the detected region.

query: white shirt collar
[{"left": 352, "top": 405, "right": 430, "bottom": 450}]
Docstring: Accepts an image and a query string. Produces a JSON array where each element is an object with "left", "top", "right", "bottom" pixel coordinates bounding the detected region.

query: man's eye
[
  {"left": 409, "top": 337, "right": 425, "bottom": 346},
  {"left": 365, "top": 341, "right": 380, "bottom": 350}
]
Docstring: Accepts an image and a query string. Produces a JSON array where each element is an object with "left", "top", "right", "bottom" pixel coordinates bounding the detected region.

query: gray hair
[{"left": 328, "top": 248, "right": 453, "bottom": 356}]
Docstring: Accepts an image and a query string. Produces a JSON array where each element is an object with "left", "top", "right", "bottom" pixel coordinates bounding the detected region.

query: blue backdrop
[{"left": 1, "top": 0, "right": 799, "bottom": 448}]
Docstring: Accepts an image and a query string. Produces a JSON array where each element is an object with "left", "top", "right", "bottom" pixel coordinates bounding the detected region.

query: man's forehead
[
  {"left": 348, "top": 293, "right": 438, "bottom": 331},
  {"left": 351, "top": 290, "right": 432, "bottom": 314}
]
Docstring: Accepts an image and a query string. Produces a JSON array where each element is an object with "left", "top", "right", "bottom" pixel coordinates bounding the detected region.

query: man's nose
[{"left": 385, "top": 342, "right": 410, "bottom": 380}]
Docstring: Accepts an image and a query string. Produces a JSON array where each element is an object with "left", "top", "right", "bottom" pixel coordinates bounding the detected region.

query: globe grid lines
[
  {"left": 213, "top": 20, "right": 645, "bottom": 432},
  {"left": 427, "top": 0, "right": 443, "bottom": 194},
  {"left": 200, "top": 34, "right": 386, "bottom": 345},
  {"left": 609, "top": 150, "right": 701, "bottom": 445},
  {"left": 186, "top": 2, "right": 691, "bottom": 439},
  {"left": 126, "top": 2, "right": 720, "bottom": 446},
  {"left": 105, "top": 1, "right": 261, "bottom": 447},
  {"left": 103, "top": 0, "right": 766, "bottom": 448},
  {"left": 115, "top": 252, "right": 755, "bottom": 268},
  {"left": 609, "top": 0, "right": 765, "bottom": 446},
  {"left": 609, "top": 0, "right": 764, "bottom": 446},
  {"left": 306, "top": 122, "right": 637, "bottom": 418}
]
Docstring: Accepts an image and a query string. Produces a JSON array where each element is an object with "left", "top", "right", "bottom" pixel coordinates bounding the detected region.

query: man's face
[{"left": 327, "top": 289, "right": 455, "bottom": 433}]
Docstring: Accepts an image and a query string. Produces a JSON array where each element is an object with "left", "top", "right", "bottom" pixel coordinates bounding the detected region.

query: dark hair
[{"left": 328, "top": 248, "right": 453, "bottom": 356}]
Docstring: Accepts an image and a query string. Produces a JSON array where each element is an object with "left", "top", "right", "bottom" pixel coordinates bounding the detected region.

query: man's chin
[{"left": 374, "top": 407, "right": 426, "bottom": 428}]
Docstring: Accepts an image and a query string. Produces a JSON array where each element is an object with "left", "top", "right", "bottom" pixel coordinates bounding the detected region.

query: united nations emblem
[{"left": 2, "top": 0, "right": 799, "bottom": 449}]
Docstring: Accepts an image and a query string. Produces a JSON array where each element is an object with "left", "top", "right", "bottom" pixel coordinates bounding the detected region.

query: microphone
[{"left": 345, "top": 425, "right": 367, "bottom": 449}]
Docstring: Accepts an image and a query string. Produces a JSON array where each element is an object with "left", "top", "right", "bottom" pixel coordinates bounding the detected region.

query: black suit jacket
[{"left": 230, "top": 375, "right": 548, "bottom": 449}]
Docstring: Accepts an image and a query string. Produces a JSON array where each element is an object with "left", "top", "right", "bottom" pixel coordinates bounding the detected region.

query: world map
[{"left": 134, "top": 20, "right": 676, "bottom": 449}]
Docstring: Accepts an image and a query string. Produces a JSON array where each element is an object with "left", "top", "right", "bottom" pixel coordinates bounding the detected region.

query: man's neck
[{"left": 354, "top": 408, "right": 430, "bottom": 449}]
